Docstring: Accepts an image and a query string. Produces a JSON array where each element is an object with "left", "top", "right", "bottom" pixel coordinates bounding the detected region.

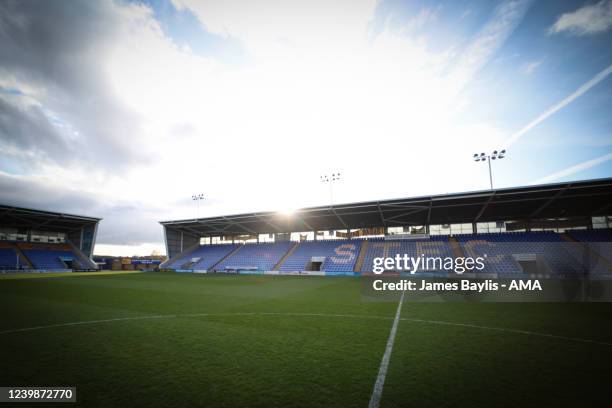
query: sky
[{"left": 1, "top": 0, "right": 611, "bottom": 256}]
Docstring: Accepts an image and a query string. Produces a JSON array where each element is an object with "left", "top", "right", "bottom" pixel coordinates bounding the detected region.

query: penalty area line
[{"left": 368, "top": 290, "right": 405, "bottom": 408}]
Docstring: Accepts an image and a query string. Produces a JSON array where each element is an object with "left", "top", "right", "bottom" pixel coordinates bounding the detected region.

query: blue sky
[
  {"left": 372, "top": 0, "right": 612, "bottom": 183},
  {"left": 142, "top": 0, "right": 247, "bottom": 64},
  {"left": 0, "top": 0, "right": 611, "bottom": 255}
]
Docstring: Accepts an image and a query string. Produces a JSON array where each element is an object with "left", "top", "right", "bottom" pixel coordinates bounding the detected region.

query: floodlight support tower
[
  {"left": 320, "top": 172, "right": 342, "bottom": 205},
  {"left": 192, "top": 193, "right": 205, "bottom": 219},
  {"left": 473, "top": 150, "right": 506, "bottom": 189}
]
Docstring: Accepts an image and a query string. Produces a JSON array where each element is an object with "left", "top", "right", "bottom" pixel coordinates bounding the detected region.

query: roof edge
[
  {"left": 159, "top": 177, "right": 612, "bottom": 225},
  {"left": 0, "top": 204, "right": 102, "bottom": 222}
]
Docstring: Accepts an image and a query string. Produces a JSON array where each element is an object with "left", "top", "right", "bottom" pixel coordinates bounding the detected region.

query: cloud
[
  {"left": 172, "top": 0, "right": 378, "bottom": 55},
  {"left": 401, "top": 6, "right": 441, "bottom": 33},
  {"left": 0, "top": 171, "right": 166, "bottom": 248},
  {"left": 448, "top": 0, "right": 532, "bottom": 91},
  {"left": 534, "top": 152, "right": 612, "bottom": 184},
  {"left": 520, "top": 59, "right": 543, "bottom": 74},
  {"left": 0, "top": 0, "right": 148, "bottom": 170},
  {"left": 549, "top": 0, "right": 612, "bottom": 36},
  {"left": 0, "top": 171, "right": 99, "bottom": 214},
  {"left": 0, "top": 96, "right": 70, "bottom": 162}
]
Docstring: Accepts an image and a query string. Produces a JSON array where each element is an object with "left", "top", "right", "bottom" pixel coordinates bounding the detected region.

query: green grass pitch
[{"left": 1, "top": 272, "right": 611, "bottom": 407}]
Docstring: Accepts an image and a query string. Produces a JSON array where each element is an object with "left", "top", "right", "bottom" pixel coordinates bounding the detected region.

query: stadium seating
[
  {"left": 162, "top": 231, "right": 612, "bottom": 275},
  {"left": 0, "top": 247, "right": 20, "bottom": 269},
  {"left": 215, "top": 242, "right": 293, "bottom": 272},
  {"left": 279, "top": 240, "right": 361, "bottom": 272},
  {"left": 23, "top": 249, "right": 80, "bottom": 269},
  {"left": 456, "top": 231, "right": 582, "bottom": 275},
  {"left": 0, "top": 241, "right": 99, "bottom": 271},
  {"left": 164, "top": 244, "right": 238, "bottom": 270},
  {"left": 570, "top": 229, "right": 612, "bottom": 244},
  {"left": 17, "top": 243, "right": 81, "bottom": 270}
]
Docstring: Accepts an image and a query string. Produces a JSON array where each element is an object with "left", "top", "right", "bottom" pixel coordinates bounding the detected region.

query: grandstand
[
  {"left": 0, "top": 205, "right": 100, "bottom": 271},
  {"left": 161, "top": 178, "right": 612, "bottom": 276},
  {"left": 164, "top": 243, "right": 238, "bottom": 270}
]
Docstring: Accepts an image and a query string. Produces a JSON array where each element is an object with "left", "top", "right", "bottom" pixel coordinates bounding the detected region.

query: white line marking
[
  {"left": 400, "top": 317, "right": 612, "bottom": 347},
  {"left": 1, "top": 309, "right": 610, "bottom": 347},
  {"left": 368, "top": 290, "right": 406, "bottom": 408},
  {"left": 0, "top": 315, "right": 174, "bottom": 335}
]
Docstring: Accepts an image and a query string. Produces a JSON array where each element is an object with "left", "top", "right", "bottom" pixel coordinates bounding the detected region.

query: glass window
[
  {"left": 593, "top": 216, "right": 609, "bottom": 229},
  {"left": 212, "top": 236, "right": 234, "bottom": 244},
  {"left": 408, "top": 226, "right": 425, "bottom": 234},
  {"left": 387, "top": 227, "right": 404, "bottom": 235},
  {"left": 429, "top": 224, "right": 451, "bottom": 235},
  {"left": 258, "top": 234, "right": 275, "bottom": 243},
  {"left": 477, "top": 221, "right": 507, "bottom": 233},
  {"left": 450, "top": 223, "right": 473, "bottom": 235},
  {"left": 291, "top": 231, "right": 314, "bottom": 242}
]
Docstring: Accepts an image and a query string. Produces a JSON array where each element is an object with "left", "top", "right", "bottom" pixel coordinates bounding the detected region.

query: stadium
[
  {"left": 159, "top": 178, "right": 612, "bottom": 277},
  {"left": 2, "top": 178, "right": 612, "bottom": 406},
  {"left": 2, "top": 0, "right": 612, "bottom": 406}
]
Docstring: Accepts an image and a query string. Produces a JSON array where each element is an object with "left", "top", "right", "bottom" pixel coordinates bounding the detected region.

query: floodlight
[
  {"left": 320, "top": 171, "right": 342, "bottom": 204},
  {"left": 471, "top": 149, "right": 509, "bottom": 189}
]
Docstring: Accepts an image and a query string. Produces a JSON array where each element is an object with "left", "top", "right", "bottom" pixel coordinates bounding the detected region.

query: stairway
[
  {"left": 449, "top": 236, "right": 465, "bottom": 258},
  {"left": 209, "top": 244, "right": 243, "bottom": 272},
  {"left": 13, "top": 243, "right": 33, "bottom": 269},
  {"left": 67, "top": 241, "right": 98, "bottom": 269},
  {"left": 354, "top": 240, "right": 369, "bottom": 272},
  {"left": 273, "top": 242, "right": 300, "bottom": 271},
  {"left": 159, "top": 242, "right": 200, "bottom": 269}
]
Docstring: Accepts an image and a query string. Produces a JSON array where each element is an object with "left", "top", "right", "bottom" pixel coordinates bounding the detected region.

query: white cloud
[
  {"left": 171, "top": 0, "right": 377, "bottom": 55},
  {"left": 400, "top": 6, "right": 441, "bottom": 33},
  {"left": 550, "top": 0, "right": 612, "bottom": 36},
  {"left": 534, "top": 152, "right": 612, "bottom": 184},
  {"left": 448, "top": 0, "right": 532, "bottom": 91},
  {"left": 520, "top": 59, "right": 543, "bottom": 74}
]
